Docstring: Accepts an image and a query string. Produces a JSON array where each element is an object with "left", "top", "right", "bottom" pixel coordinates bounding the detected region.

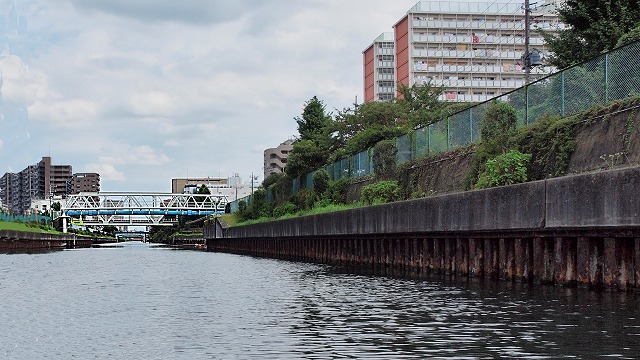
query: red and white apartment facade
[{"left": 364, "top": 1, "right": 562, "bottom": 103}]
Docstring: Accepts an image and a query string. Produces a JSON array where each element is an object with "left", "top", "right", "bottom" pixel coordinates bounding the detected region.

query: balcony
[
  {"left": 438, "top": 93, "right": 495, "bottom": 102},
  {"left": 413, "top": 63, "right": 523, "bottom": 74},
  {"left": 412, "top": 34, "right": 546, "bottom": 46},
  {"left": 375, "top": 48, "right": 394, "bottom": 56},
  {"left": 412, "top": 20, "right": 525, "bottom": 31},
  {"left": 377, "top": 74, "right": 394, "bottom": 81},
  {"left": 413, "top": 77, "right": 525, "bottom": 89},
  {"left": 377, "top": 87, "right": 395, "bottom": 94},
  {"left": 377, "top": 61, "right": 394, "bottom": 68},
  {"left": 413, "top": 48, "right": 522, "bottom": 60}
]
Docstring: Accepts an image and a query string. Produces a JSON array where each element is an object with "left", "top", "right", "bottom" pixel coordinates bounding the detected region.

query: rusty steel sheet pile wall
[{"left": 207, "top": 166, "right": 640, "bottom": 290}]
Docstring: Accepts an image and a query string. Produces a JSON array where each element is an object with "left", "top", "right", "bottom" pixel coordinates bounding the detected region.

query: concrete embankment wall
[
  {"left": 207, "top": 166, "right": 640, "bottom": 290},
  {"left": 0, "top": 231, "right": 117, "bottom": 249},
  {"left": 0, "top": 230, "right": 77, "bottom": 250}
]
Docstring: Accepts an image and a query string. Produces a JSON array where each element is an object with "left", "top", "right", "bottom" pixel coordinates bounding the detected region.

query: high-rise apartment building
[
  {"left": 364, "top": 1, "right": 562, "bottom": 103},
  {"left": 363, "top": 32, "right": 396, "bottom": 102},
  {"left": 37, "top": 156, "right": 72, "bottom": 198},
  {"left": 264, "top": 139, "right": 294, "bottom": 179},
  {"left": 0, "top": 157, "right": 100, "bottom": 214}
]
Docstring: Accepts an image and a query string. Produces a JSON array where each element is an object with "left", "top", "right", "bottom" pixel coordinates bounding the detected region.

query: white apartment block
[{"left": 365, "top": 0, "right": 563, "bottom": 103}]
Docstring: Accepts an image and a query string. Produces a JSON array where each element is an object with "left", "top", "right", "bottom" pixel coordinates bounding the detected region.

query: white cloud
[
  {"left": 97, "top": 144, "right": 171, "bottom": 166},
  {"left": 0, "top": 55, "right": 43, "bottom": 107},
  {"left": 3, "top": 0, "right": 426, "bottom": 192},
  {"left": 30, "top": 98, "right": 100, "bottom": 128},
  {"left": 85, "top": 163, "right": 125, "bottom": 182},
  {"left": 129, "top": 91, "right": 177, "bottom": 117}
]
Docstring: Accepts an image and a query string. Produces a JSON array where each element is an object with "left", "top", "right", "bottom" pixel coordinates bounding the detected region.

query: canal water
[{"left": 1, "top": 242, "right": 638, "bottom": 359}]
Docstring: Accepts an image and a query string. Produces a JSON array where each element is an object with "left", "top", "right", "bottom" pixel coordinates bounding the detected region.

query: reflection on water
[
  {"left": 0, "top": 247, "right": 65, "bottom": 255},
  {"left": 0, "top": 241, "right": 638, "bottom": 359}
]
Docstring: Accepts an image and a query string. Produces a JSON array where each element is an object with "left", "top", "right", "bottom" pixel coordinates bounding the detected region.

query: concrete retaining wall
[
  {"left": 222, "top": 166, "right": 640, "bottom": 239},
  {"left": 207, "top": 166, "right": 640, "bottom": 290},
  {"left": 0, "top": 231, "right": 116, "bottom": 249},
  {"left": 0, "top": 230, "right": 76, "bottom": 250}
]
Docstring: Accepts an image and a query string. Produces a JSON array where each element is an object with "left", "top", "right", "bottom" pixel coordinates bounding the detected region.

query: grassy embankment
[
  {"left": 222, "top": 202, "right": 364, "bottom": 227},
  {"left": 0, "top": 220, "right": 61, "bottom": 234}
]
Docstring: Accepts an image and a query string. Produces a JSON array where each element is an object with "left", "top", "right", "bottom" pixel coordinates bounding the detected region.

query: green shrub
[
  {"left": 272, "top": 202, "right": 298, "bottom": 218},
  {"left": 270, "top": 173, "right": 293, "bottom": 204},
  {"left": 480, "top": 101, "right": 517, "bottom": 156},
  {"left": 312, "top": 169, "right": 331, "bottom": 198},
  {"left": 515, "top": 114, "right": 577, "bottom": 180},
  {"left": 329, "top": 178, "right": 351, "bottom": 204},
  {"left": 236, "top": 189, "right": 270, "bottom": 221},
  {"left": 361, "top": 180, "right": 401, "bottom": 205},
  {"left": 292, "top": 189, "right": 317, "bottom": 211},
  {"left": 373, "top": 140, "right": 398, "bottom": 178},
  {"left": 466, "top": 101, "right": 519, "bottom": 188},
  {"left": 475, "top": 150, "right": 532, "bottom": 189},
  {"left": 314, "top": 198, "right": 333, "bottom": 209}
]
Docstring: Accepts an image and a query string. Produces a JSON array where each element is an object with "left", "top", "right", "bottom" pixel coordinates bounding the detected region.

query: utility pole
[{"left": 524, "top": 0, "right": 531, "bottom": 84}]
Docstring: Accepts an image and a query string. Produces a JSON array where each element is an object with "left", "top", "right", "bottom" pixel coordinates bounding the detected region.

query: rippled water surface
[{"left": 1, "top": 242, "right": 639, "bottom": 359}]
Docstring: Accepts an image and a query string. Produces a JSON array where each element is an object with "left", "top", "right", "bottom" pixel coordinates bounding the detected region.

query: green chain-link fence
[{"left": 232, "top": 40, "right": 640, "bottom": 211}]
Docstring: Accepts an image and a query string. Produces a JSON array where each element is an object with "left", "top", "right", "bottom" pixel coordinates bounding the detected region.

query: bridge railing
[{"left": 230, "top": 39, "right": 640, "bottom": 211}]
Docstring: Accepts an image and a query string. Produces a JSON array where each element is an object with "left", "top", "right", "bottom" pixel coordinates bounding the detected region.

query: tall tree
[
  {"left": 396, "top": 82, "right": 449, "bottom": 129},
  {"left": 295, "top": 96, "right": 332, "bottom": 141},
  {"left": 287, "top": 96, "right": 335, "bottom": 178},
  {"left": 543, "top": 0, "right": 640, "bottom": 69}
]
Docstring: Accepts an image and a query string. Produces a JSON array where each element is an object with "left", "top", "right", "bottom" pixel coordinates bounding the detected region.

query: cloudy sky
[{"left": 1, "top": 0, "right": 432, "bottom": 192}]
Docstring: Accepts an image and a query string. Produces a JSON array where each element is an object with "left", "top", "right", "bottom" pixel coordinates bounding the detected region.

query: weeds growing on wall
[
  {"left": 361, "top": 180, "right": 401, "bottom": 205},
  {"left": 372, "top": 140, "right": 398, "bottom": 179},
  {"left": 514, "top": 114, "right": 577, "bottom": 180},
  {"left": 465, "top": 101, "right": 521, "bottom": 188},
  {"left": 475, "top": 150, "right": 532, "bottom": 189}
]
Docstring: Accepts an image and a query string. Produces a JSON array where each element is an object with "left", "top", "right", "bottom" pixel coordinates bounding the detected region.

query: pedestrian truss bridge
[{"left": 62, "top": 192, "right": 228, "bottom": 227}]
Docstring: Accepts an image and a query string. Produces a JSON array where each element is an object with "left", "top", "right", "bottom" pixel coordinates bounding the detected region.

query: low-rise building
[
  {"left": 68, "top": 173, "right": 101, "bottom": 194},
  {"left": 172, "top": 175, "right": 253, "bottom": 202},
  {"left": 264, "top": 139, "right": 294, "bottom": 180}
]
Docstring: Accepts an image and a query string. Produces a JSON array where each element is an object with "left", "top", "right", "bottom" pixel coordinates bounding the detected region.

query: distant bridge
[{"left": 61, "top": 192, "right": 227, "bottom": 231}]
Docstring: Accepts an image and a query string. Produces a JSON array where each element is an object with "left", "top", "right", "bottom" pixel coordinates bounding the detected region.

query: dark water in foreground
[{"left": 1, "top": 242, "right": 639, "bottom": 359}]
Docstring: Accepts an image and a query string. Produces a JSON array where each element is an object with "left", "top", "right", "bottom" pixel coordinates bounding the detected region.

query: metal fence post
[
  {"left": 428, "top": 125, "right": 431, "bottom": 157},
  {"left": 561, "top": 72, "right": 565, "bottom": 117},
  {"left": 446, "top": 119, "right": 451, "bottom": 151},
  {"left": 469, "top": 108, "right": 474, "bottom": 142},
  {"left": 605, "top": 53, "right": 609, "bottom": 103}
]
